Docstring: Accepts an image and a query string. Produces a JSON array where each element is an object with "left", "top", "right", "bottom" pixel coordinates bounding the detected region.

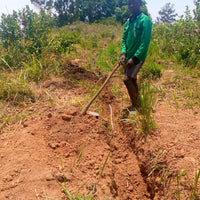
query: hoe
[{"left": 80, "top": 63, "right": 121, "bottom": 115}]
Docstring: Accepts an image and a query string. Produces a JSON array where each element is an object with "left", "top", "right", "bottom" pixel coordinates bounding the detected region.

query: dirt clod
[
  {"left": 62, "top": 115, "right": 72, "bottom": 121},
  {"left": 53, "top": 172, "right": 71, "bottom": 183},
  {"left": 47, "top": 113, "right": 53, "bottom": 118},
  {"left": 48, "top": 142, "right": 60, "bottom": 149}
]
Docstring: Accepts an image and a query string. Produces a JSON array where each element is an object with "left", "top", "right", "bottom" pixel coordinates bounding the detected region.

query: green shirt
[{"left": 121, "top": 13, "right": 152, "bottom": 62}]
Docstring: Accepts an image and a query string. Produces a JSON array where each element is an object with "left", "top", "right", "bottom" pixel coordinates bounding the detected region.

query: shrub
[{"left": 140, "top": 62, "right": 162, "bottom": 80}]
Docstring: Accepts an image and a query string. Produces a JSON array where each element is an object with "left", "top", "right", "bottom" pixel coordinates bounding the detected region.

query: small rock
[
  {"left": 3, "top": 175, "right": 13, "bottom": 183},
  {"left": 114, "top": 158, "right": 122, "bottom": 164},
  {"left": 46, "top": 174, "right": 55, "bottom": 181},
  {"left": 60, "top": 141, "right": 66, "bottom": 147},
  {"left": 23, "top": 123, "right": 28, "bottom": 128},
  {"left": 62, "top": 115, "right": 71, "bottom": 121},
  {"left": 67, "top": 108, "right": 78, "bottom": 116},
  {"left": 54, "top": 172, "right": 71, "bottom": 183},
  {"left": 48, "top": 142, "right": 60, "bottom": 150},
  {"left": 128, "top": 185, "right": 134, "bottom": 192},
  {"left": 65, "top": 152, "right": 70, "bottom": 158},
  {"left": 28, "top": 108, "right": 34, "bottom": 111},
  {"left": 47, "top": 113, "right": 52, "bottom": 118}
]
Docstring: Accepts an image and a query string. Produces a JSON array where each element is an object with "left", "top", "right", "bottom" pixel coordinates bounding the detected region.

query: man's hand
[
  {"left": 126, "top": 58, "right": 134, "bottom": 68},
  {"left": 119, "top": 53, "right": 126, "bottom": 65},
  {"left": 126, "top": 56, "right": 140, "bottom": 68}
]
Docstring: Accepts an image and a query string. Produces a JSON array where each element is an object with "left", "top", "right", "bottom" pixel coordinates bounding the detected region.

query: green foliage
[
  {"left": 0, "top": 11, "right": 21, "bottom": 49},
  {"left": 21, "top": 7, "right": 54, "bottom": 56},
  {"left": 96, "top": 42, "right": 120, "bottom": 74},
  {"left": 176, "top": 169, "right": 200, "bottom": 200},
  {"left": 140, "top": 62, "right": 162, "bottom": 80},
  {"left": 30, "top": 0, "right": 149, "bottom": 24},
  {"left": 99, "top": 150, "right": 111, "bottom": 179},
  {"left": 189, "top": 169, "right": 200, "bottom": 199},
  {"left": 22, "top": 56, "right": 44, "bottom": 83},
  {"left": 129, "top": 81, "right": 157, "bottom": 136},
  {"left": 0, "top": 7, "right": 54, "bottom": 68},
  {"left": 59, "top": 183, "right": 94, "bottom": 200},
  {"left": 0, "top": 72, "right": 35, "bottom": 105},
  {"left": 50, "top": 30, "right": 80, "bottom": 54},
  {"left": 138, "top": 81, "right": 157, "bottom": 133},
  {"left": 193, "top": 0, "right": 200, "bottom": 23},
  {"left": 151, "top": 6, "right": 200, "bottom": 68}
]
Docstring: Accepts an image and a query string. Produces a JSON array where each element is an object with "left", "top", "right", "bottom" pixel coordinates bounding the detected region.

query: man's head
[{"left": 128, "top": 0, "right": 142, "bottom": 14}]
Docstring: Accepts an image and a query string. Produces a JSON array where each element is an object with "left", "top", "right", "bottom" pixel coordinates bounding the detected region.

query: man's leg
[
  {"left": 123, "top": 76, "right": 139, "bottom": 109},
  {"left": 123, "top": 61, "right": 144, "bottom": 109}
]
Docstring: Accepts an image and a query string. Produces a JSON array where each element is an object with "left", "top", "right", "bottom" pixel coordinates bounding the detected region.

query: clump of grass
[
  {"left": 95, "top": 42, "right": 121, "bottom": 75},
  {"left": 132, "top": 81, "right": 157, "bottom": 136},
  {"left": 22, "top": 56, "right": 44, "bottom": 83},
  {"left": 123, "top": 81, "right": 157, "bottom": 137},
  {"left": 140, "top": 62, "right": 162, "bottom": 81},
  {"left": 60, "top": 183, "right": 95, "bottom": 200},
  {"left": 176, "top": 169, "right": 200, "bottom": 200},
  {"left": 188, "top": 169, "right": 200, "bottom": 200},
  {"left": 0, "top": 74, "right": 36, "bottom": 105},
  {"left": 0, "top": 102, "right": 32, "bottom": 133},
  {"left": 148, "top": 148, "right": 173, "bottom": 187},
  {"left": 99, "top": 150, "right": 111, "bottom": 179}
]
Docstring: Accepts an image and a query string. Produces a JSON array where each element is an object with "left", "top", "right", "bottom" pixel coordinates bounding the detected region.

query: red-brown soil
[{"left": 0, "top": 67, "right": 200, "bottom": 200}]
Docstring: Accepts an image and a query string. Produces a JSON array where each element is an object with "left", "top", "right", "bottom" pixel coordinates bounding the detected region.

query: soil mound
[
  {"left": 63, "top": 63, "right": 99, "bottom": 82},
  {"left": 0, "top": 76, "right": 150, "bottom": 200}
]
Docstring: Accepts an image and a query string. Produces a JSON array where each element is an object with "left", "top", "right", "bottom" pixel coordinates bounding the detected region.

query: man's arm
[
  {"left": 121, "top": 20, "right": 129, "bottom": 55},
  {"left": 134, "top": 17, "right": 152, "bottom": 61}
]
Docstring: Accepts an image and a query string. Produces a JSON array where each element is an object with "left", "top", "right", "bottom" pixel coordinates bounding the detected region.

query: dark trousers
[{"left": 123, "top": 61, "right": 144, "bottom": 108}]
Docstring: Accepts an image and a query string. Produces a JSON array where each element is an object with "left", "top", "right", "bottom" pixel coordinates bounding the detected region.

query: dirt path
[{"left": 0, "top": 70, "right": 200, "bottom": 200}]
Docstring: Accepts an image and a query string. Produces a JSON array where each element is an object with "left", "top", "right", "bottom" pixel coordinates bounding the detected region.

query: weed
[
  {"left": 150, "top": 149, "right": 173, "bottom": 180},
  {"left": 176, "top": 169, "right": 200, "bottom": 200},
  {"left": 59, "top": 183, "right": 94, "bottom": 200},
  {"left": 140, "top": 62, "right": 162, "bottom": 80},
  {"left": 76, "top": 145, "right": 85, "bottom": 163},
  {"left": 111, "top": 84, "right": 123, "bottom": 97},
  {"left": 58, "top": 157, "right": 95, "bottom": 200},
  {"left": 0, "top": 103, "right": 32, "bottom": 133},
  {"left": 176, "top": 169, "right": 189, "bottom": 200},
  {"left": 173, "top": 92, "right": 179, "bottom": 109},
  {"left": 189, "top": 169, "right": 200, "bottom": 199},
  {"left": 99, "top": 150, "right": 111, "bottom": 179},
  {"left": 0, "top": 73, "right": 36, "bottom": 105},
  {"left": 43, "top": 90, "right": 54, "bottom": 105},
  {"left": 133, "top": 81, "right": 157, "bottom": 135},
  {"left": 22, "top": 56, "right": 44, "bottom": 83}
]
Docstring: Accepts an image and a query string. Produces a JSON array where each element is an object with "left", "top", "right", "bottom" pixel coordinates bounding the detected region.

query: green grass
[
  {"left": 140, "top": 61, "right": 162, "bottom": 81},
  {"left": 176, "top": 169, "right": 200, "bottom": 200},
  {"left": 60, "top": 183, "right": 95, "bottom": 200},
  {"left": 134, "top": 81, "right": 157, "bottom": 135}
]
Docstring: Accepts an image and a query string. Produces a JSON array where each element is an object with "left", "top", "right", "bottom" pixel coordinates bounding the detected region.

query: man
[{"left": 119, "top": 0, "right": 152, "bottom": 112}]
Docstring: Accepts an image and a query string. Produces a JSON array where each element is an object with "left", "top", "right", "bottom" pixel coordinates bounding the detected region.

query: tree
[
  {"left": 157, "top": 3, "right": 178, "bottom": 23},
  {"left": 30, "top": 0, "right": 149, "bottom": 25},
  {"left": 193, "top": 0, "right": 200, "bottom": 23}
]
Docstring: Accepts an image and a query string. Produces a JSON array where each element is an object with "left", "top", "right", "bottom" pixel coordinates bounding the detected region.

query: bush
[{"left": 140, "top": 62, "right": 162, "bottom": 80}]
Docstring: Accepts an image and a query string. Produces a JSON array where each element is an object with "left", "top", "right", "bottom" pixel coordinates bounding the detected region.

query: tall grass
[{"left": 129, "top": 81, "right": 157, "bottom": 136}]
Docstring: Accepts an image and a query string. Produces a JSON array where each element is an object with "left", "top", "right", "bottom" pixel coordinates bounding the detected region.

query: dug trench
[{"left": 0, "top": 63, "right": 200, "bottom": 200}]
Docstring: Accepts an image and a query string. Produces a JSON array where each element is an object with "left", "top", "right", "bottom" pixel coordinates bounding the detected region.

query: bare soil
[{"left": 0, "top": 66, "right": 200, "bottom": 200}]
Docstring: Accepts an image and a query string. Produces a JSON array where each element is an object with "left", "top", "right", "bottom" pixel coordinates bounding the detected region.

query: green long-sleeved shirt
[{"left": 121, "top": 13, "right": 152, "bottom": 62}]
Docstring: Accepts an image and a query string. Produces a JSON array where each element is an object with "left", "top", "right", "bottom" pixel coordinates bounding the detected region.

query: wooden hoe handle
[{"left": 80, "top": 63, "right": 121, "bottom": 115}]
